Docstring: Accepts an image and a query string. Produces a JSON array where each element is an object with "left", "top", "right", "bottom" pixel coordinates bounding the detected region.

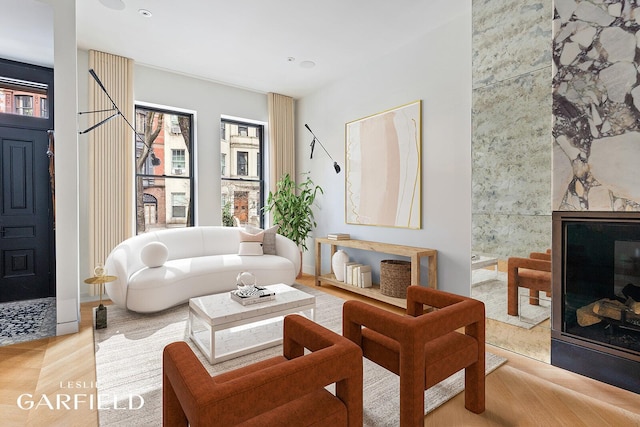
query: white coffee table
[{"left": 188, "top": 284, "right": 316, "bottom": 364}]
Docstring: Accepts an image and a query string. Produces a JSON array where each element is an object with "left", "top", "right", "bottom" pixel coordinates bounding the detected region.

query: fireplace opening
[{"left": 552, "top": 211, "right": 640, "bottom": 394}]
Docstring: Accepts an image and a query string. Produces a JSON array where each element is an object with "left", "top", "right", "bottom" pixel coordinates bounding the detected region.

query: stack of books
[
  {"left": 327, "top": 233, "right": 350, "bottom": 240},
  {"left": 343, "top": 263, "right": 372, "bottom": 288},
  {"left": 230, "top": 286, "right": 276, "bottom": 305}
]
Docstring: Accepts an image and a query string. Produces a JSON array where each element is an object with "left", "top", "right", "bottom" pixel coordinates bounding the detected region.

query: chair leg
[
  {"left": 399, "top": 356, "right": 426, "bottom": 427},
  {"left": 464, "top": 360, "right": 485, "bottom": 414},
  {"left": 507, "top": 283, "right": 519, "bottom": 316},
  {"left": 162, "top": 373, "right": 189, "bottom": 426},
  {"left": 529, "top": 288, "right": 540, "bottom": 306},
  {"left": 399, "top": 375, "right": 425, "bottom": 427}
]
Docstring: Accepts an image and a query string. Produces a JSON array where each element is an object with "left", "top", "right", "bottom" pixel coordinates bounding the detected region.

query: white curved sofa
[{"left": 104, "top": 226, "right": 300, "bottom": 313}]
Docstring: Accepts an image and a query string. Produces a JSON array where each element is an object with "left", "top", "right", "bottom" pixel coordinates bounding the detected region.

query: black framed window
[
  {"left": 135, "top": 106, "right": 194, "bottom": 234},
  {"left": 220, "top": 119, "right": 264, "bottom": 228}
]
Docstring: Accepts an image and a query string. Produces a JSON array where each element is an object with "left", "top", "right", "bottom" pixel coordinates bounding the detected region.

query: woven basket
[{"left": 380, "top": 259, "right": 412, "bottom": 298}]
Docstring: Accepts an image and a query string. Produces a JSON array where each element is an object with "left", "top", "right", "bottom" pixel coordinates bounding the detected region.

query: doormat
[{"left": 0, "top": 297, "right": 56, "bottom": 346}]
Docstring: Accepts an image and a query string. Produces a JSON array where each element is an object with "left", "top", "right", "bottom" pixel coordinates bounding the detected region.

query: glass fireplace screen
[{"left": 562, "top": 220, "right": 640, "bottom": 356}]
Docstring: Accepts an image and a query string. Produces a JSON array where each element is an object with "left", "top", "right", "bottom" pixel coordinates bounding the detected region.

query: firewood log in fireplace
[
  {"left": 577, "top": 302, "right": 601, "bottom": 327},
  {"left": 593, "top": 299, "right": 627, "bottom": 321},
  {"left": 592, "top": 299, "right": 640, "bottom": 325},
  {"left": 577, "top": 298, "right": 640, "bottom": 327}
]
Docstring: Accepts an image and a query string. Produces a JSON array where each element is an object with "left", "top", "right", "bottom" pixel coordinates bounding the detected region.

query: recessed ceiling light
[
  {"left": 99, "top": 0, "right": 125, "bottom": 10},
  {"left": 138, "top": 9, "right": 153, "bottom": 17},
  {"left": 300, "top": 60, "right": 316, "bottom": 69}
]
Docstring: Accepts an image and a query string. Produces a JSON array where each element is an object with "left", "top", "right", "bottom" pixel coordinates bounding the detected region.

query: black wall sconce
[
  {"left": 79, "top": 69, "right": 160, "bottom": 165},
  {"left": 305, "top": 124, "right": 341, "bottom": 174}
]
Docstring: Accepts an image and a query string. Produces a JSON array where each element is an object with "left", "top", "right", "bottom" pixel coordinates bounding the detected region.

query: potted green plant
[{"left": 263, "top": 173, "right": 323, "bottom": 252}]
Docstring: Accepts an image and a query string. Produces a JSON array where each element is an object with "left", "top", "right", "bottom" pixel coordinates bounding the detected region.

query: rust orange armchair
[
  {"left": 507, "top": 250, "right": 551, "bottom": 316},
  {"left": 343, "top": 286, "right": 485, "bottom": 427},
  {"left": 163, "top": 314, "right": 363, "bottom": 427}
]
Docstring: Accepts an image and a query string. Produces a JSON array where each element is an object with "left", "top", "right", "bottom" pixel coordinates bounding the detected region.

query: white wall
[
  {"left": 296, "top": 7, "right": 472, "bottom": 295},
  {"left": 43, "top": 0, "right": 80, "bottom": 334}
]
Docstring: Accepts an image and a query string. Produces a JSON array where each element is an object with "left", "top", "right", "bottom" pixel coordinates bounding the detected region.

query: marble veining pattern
[
  {"left": 473, "top": 68, "right": 552, "bottom": 216},
  {"left": 190, "top": 284, "right": 315, "bottom": 325},
  {"left": 473, "top": 213, "right": 551, "bottom": 257},
  {"left": 553, "top": 0, "right": 640, "bottom": 210},
  {"left": 473, "top": 0, "right": 552, "bottom": 88},
  {"left": 472, "top": 0, "right": 552, "bottom": 258}
]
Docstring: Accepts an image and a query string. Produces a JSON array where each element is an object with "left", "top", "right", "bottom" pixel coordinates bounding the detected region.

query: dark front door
[{"left": 0, "top": 126, "right": 53, "bottom": 302}]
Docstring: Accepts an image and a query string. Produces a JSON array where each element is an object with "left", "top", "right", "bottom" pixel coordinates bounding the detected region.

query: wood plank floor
[{"left": 1, "top": 274, "right": 638, "bottom": 426}]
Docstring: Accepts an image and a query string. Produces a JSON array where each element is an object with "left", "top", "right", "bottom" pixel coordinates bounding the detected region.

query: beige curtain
[
  {"left": 88, "top": 50, "right": 134, "bottom": 280},
  {"left": 267, "top": 93, "right": 295, "bottom": 195}
]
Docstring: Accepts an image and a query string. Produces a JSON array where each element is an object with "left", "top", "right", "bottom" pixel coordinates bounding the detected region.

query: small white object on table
[{"left": 188, "top": 283, "right": 316, "bottom": 364}]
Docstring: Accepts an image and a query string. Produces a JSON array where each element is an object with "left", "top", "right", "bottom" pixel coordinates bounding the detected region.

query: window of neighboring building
[
  {"left": 0, "top": 59, "right": 53, "bottom": 130},
  {"left": 135, "top": 106, "right": 195, "bottom": 234},
  {"left": 14, "top": 95, "right": 33, "bottom": 116},
  {"left": 170, "top": 115, "right": 181, "bottom": 134},
  {"left": 172, "top": 192, "right": 187, "bottom": 218},
  {"left": 237, "top": 151, "right": 248, "bottom": 176},
  {"left": 39, "top": 97, "right": 48, "bottom": 119},
  {"left": 172, "top": 149, "right": 186, "bottom": 172},
  {"left": 220, "top": 119, "right": 264, "bottom": 228}
]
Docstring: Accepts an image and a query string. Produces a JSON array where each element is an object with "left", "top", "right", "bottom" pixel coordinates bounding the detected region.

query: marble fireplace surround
[
  {"left": 475, "top": 0, "right": 640, "bottom": 256},
  {"left": 473, "top": 0, "right": 640, "bottom": 372},
  {"left": 472, "top": 0, "right": 552, "bottom": 260},
  {"left": 553, "top": 0, "right": 640, "bottom": 212},
  {"left": 551, "top": 0, "right": 640, "bottom": 392}
]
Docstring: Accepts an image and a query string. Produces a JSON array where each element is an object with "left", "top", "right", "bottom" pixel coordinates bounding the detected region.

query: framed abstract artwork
[{"left": 345, "top": 100, "right": 421, "bottom": 229}]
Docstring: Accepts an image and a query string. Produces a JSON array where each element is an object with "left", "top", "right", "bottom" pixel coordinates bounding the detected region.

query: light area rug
[
  {"left": 472, "top": 270, "right": 550, "bottom": 329},
  {"left": 95, "top": 285, "right": 506, "bottom": 426}
]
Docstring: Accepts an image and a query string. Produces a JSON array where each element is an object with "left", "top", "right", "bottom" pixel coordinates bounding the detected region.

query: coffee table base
[
  {"left": 188, "top": 285, "right": 316, "bottom": 364},
  {"left": 189, "top": 306, "right": 315, "bottom": 364}
]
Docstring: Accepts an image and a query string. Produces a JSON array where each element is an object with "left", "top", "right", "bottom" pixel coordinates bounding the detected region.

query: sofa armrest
[
  {"left": 275, "top": 233, "right": 301, "bottom": 274},
  {"left": 104, "top": 245, "right": 131, "bottom": 307}
]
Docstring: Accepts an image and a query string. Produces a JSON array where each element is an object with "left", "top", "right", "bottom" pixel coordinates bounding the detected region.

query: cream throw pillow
[
  {"left": 245, "top": 225, "right": 278, "bottom": 255},
  {"left": 238, "top": 230, "right": 264, "bottom": 256}
]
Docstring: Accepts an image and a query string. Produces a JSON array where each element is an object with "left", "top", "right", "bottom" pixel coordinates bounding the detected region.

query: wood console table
[{"left": 315, "top": 238, "right": 437, "bottom": 308}]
